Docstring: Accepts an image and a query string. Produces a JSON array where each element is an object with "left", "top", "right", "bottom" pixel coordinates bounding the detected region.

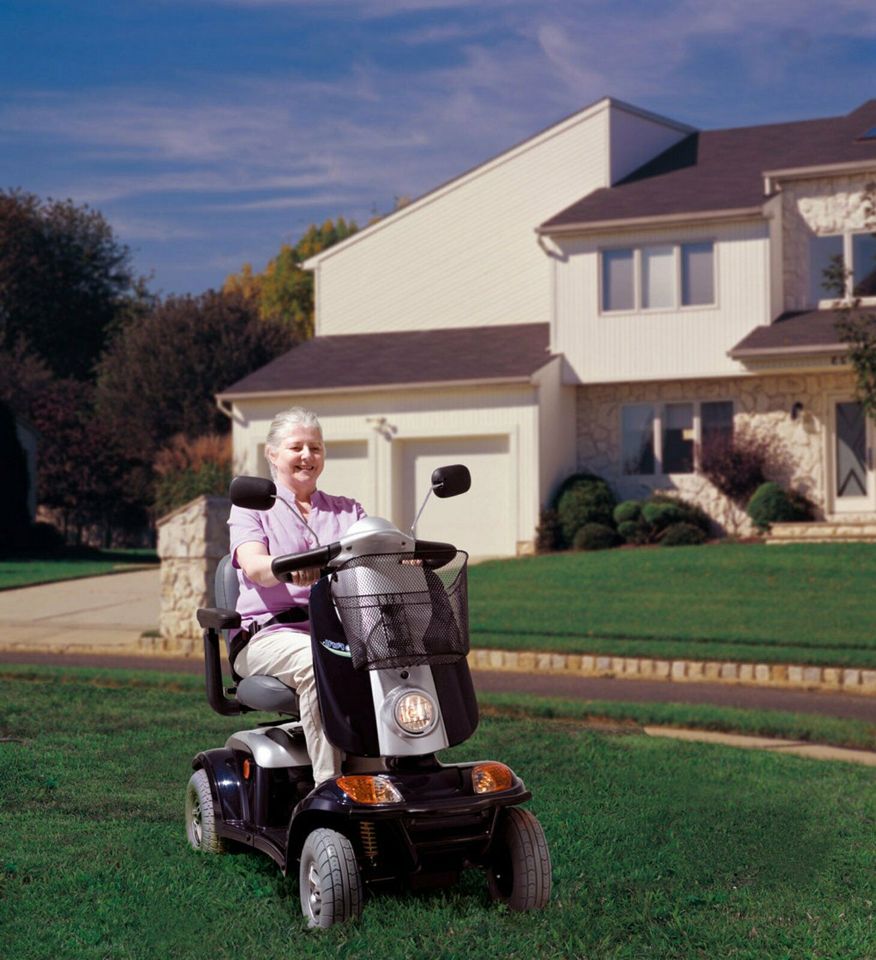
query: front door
[{"left": 832, "top": 401, "right": 875, "bottom": 513}]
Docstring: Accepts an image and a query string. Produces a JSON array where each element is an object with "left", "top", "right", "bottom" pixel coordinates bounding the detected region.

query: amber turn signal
[
  {"left": 336, "top": 775, "right": 403, "bottom": 805},
  {"left": 471, "top": 762, "right": 514, "bottom": 794}
]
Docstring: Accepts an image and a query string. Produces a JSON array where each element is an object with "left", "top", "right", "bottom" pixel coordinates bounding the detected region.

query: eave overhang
[{"left": 536, "top": 205, "right": 765, "bottom": 237}]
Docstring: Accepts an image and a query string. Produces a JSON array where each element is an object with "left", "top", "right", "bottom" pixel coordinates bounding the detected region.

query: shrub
[
  {"left": 649, "top": 493, "right": 712, "bottom": 534},
  {"left": 617, "top": 519, "right": 651, "bottom": 545},
  {"left": 553, "top": 473, "right": 617, "bottom": 548},
  {"left": 0, "top": 520, "right": 65, "bottom": 557},
  {"left": 641, "top": 500, "right": 684, "bottom": 532},
  {"left": 747, "top": 482, "right": 814, "bottom": 531},
  {"left": 572, "top": 523, "right": 621, "bottom": 551},
  {"left": 660, "top": 522, "right": 708, "bottom": 547},
  {"left": 535, "top": 508, "right": 562, "bottom": 553},
  {"left": 613, "top": 500, "right": 642, "bottom": 525},
  {"left": 153, "top": 433, "right": 233, "bottom": 517},
  {"left": 700, "top": 428, "right": 783, "bottom": 507}
]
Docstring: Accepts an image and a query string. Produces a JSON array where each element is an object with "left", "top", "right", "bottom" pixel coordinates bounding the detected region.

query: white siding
[
  {"left": 533, "top": 356, "right": 577, "bottom": 502},
  {"left": 309, "top": 100, "right": 690, "bottom": 338},
  {"left": 553, "top": 218, "right": 770, "bottom": 383}
]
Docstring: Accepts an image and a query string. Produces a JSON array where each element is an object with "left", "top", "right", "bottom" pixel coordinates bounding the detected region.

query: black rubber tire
[
  {"left": 185, "top": 769, "right": 226, "bottom": 854},
  {"left": 487, "top": 807, "right": 552, "bottom": 911},
  {"left": 299, "top": 828, "right": 363, "bottom": 929}
]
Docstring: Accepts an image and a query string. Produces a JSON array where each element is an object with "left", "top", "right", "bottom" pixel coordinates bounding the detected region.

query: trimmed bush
[
  {"left": 648, "top": 493, "right": 712, "bottom": 534},
  {"left": 641, "top": 500, "right": 684, "bottom": 532},
  {"left": 572, "top": 523, "right": 622, "bottom": 551},
  {"left": 535, "top": 508, "right": 562, "bottom": 553},
  {"left": 660, "top": 522, "right": 708, "bottom": 547},
  {"left": 747, "top": 482, "right": 814, "bottom": 531},
  {"left": 617, "top": 519, "right": 651, "bottom": 545},
  {"left": 613, "top": 500, "right": 643, "bottom": 525},
  {"left": 554, "top": 473, "right": 617, "bottom": 548}
]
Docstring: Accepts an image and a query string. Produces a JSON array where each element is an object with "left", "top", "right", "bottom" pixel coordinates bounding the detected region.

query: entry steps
[{"left": 767, "top": 517, "right": 876, "bottom": 544}]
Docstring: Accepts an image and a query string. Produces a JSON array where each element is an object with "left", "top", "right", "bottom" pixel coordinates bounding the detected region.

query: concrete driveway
[{"left": 0, "top": 568, "right": 160, "bottom": 654}]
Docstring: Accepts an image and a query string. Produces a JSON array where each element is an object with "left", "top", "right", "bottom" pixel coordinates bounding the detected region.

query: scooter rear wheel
[
  {"left": 185, "top": 769, "right": 226, "bottom": 854},
  {"left": 299, "top": 828, "right": 363, "bottom": 929},
  {"left": 487, "top": 807, "right": 552, "bottom": 911}
]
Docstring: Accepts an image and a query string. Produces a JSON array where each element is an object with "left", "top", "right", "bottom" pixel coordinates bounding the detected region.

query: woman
[{"left": 228, "top": 407, "right": 366, "bottom": 786}]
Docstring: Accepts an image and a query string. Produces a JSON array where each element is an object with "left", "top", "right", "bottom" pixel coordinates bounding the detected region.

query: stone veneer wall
[
  {"left": 781, "top": 174, "right": 872, "bottom": 312},
  {"left": 576, "top": 371, "right": 855, "bottom": 534},
  {"left": 157, "top": 495, "right": 230, "bottom": 654}
]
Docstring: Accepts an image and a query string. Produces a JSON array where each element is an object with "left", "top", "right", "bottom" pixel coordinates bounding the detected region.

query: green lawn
[
  {"left": 469, "top": 542, "right": 876, "bottom": 668},
  {"left": 0, "top": 549, "right": 158, "bottom": 591},
  {"left": 1, "top": 667, "right": 874, "bottom": 959}
]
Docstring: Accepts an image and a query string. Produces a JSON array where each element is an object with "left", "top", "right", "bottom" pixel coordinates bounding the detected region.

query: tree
[
  {"left": 28, "top": 378, "right": 136, "bottom": 543},
  {"left": 0, "top": 190, "right": 144, "bottom": 380},
  {"left": 831, "top": 182, "right": 876, "bottom": 419},
  {"left": 223, "top": 218, "right": 357, "bottom": 341},
  {"left": 95, "top": 289, "right": 293, "bottom": 466},
  {"left": 0, "top": 400, "right": 31, "bottom": 540}
]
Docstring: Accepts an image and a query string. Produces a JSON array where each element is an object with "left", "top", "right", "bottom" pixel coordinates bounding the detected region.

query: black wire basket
[{"left": 331, "top": 551, "right": 469, "bottom": 671}]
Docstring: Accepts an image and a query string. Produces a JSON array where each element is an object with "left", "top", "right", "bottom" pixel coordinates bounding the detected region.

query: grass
[
  {"left": 0, "top": 549, "right": 158, "bottom": 591},
  {"left": 469, "top": 542, "right": 876, "bottom": 668},
  {"left": 1, "top": 666, "right": 874, "bottom": 959}
]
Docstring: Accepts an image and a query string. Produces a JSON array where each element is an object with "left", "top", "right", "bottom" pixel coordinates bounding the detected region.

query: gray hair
[{"left": 264, "top": 407, "right": 323, "bottom": 480}]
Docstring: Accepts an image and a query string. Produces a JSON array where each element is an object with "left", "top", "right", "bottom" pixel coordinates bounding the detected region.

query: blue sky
[{"left": 2, "top": 0, "right": 874, "bottom": 296}]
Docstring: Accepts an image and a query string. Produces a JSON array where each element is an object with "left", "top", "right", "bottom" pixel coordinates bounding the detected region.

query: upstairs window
[
  {"left": 852, "top": 233, "right": 876, "bottom": 297},
  {"left": 601, "top": 242, "right": 715, "bottom": 313},
  {"left": 808, "top": 231, "right": 876, "bottom": 304}
]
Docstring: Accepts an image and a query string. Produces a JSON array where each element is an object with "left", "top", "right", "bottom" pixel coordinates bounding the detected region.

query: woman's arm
[{"left": 235, "top": 540, "right": 319, "bottom": 587}]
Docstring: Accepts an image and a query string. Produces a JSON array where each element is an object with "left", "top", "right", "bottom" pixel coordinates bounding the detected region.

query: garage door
[{"left": 395, "top": 436, "right": 513, "bottom": 556}]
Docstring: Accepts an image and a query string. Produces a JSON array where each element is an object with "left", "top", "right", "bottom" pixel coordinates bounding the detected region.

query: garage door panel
[{"left": 396, "top": 436, "right": 512, "bottom": 556}]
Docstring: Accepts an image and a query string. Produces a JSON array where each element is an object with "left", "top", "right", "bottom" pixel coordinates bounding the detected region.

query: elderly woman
[{"left": 228, "top": 407, "right": 366, "bottom": 786}]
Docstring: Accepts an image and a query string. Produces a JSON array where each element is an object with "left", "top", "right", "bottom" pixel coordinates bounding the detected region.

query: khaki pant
[{"left": 234, "top": 629, "right": 342, "bottom": 785}]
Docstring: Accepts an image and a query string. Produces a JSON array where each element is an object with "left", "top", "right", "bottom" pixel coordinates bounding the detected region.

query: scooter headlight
[{"left": 392, "top": 689, "right": 437, "bottom": 736}]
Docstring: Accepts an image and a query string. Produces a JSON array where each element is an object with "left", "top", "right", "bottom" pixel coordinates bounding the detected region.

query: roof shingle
[
  {"left": 219, "top": 323, "right": 553, "bottom": 396},
  {"left": 728, "top": 310, "right": 847, "bottom": 358},
  {"left": 541, "top": 101, "right": 876, "bottom": 231}
]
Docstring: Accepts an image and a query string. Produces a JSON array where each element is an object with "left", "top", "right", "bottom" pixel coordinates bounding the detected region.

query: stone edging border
[{"left": 467, "top": 648, "right": 876, "bottom": 697}]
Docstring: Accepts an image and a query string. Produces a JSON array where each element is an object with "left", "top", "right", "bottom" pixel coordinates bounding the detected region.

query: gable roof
[
  {"left": 301, "top": 97, "right": 691, "bottom": 269},
  {"left": 219, "top": 323, "right": 553, "bottom": 398},
  {"left": 540, "top": 101, "right": 876, "bottom": 233}
]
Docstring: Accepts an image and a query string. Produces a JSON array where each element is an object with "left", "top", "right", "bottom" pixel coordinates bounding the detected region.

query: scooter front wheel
[
  {"left": 299, "top": 828, "right": 363, "bottom": 929},
  {"left": 487, "top": 807, "right": 552, "bottom": 911},
  {"left": 185, "top": 769, "right": 226, "bottom": 854}
]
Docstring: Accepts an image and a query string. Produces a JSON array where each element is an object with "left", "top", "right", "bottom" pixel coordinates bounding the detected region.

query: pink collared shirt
[{"left": 228, "top": 486, "right": 366, "bottom": 635}]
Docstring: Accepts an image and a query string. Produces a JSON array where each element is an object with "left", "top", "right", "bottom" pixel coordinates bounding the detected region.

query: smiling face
[{"left": 267, "top": 424, "right": 325, "bottom": 500}]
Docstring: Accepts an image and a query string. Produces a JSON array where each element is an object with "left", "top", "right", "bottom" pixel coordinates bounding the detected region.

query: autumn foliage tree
[{"left": 224, "top": 218, "right": 357, "bottom": 341}]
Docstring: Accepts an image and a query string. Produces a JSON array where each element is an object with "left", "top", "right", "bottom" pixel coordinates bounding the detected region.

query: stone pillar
[{"left": 156, "top": 495, "right": 230, "bottom": 655}]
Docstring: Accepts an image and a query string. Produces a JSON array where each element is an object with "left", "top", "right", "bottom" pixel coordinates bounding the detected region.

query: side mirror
[
  {"left": 431, "top": 464, "right": 471, "bottom": 499},
  {"left": 230, "top": 476, "right": 277, "bottom": 511}
]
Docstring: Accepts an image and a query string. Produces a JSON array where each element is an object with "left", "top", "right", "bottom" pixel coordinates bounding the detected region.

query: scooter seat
[{"left": 236, "top": 675, "right": 300, "bottom": 716}]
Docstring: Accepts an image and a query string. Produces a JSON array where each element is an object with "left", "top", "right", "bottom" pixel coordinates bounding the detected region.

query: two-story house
[{"left": 219, "top": 97, "right": 876, "bottom": 554}]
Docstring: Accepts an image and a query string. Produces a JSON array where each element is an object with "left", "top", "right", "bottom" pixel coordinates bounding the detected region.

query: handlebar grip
[
  {"left": 271, "top": 542, "right": 342, "bottom": 578},
  {"left": 412, "top": 539, "right": 457, "bottom": 567}
]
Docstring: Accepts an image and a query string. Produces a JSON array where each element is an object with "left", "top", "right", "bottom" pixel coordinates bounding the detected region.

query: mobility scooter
[{"left": 185, "top": 465, "right": 551, "bottom": 928}]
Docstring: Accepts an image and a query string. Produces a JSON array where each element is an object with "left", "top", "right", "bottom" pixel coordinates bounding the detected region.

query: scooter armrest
[{"left": 197, "top": 607, "right": 241, "bottom": 631}]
